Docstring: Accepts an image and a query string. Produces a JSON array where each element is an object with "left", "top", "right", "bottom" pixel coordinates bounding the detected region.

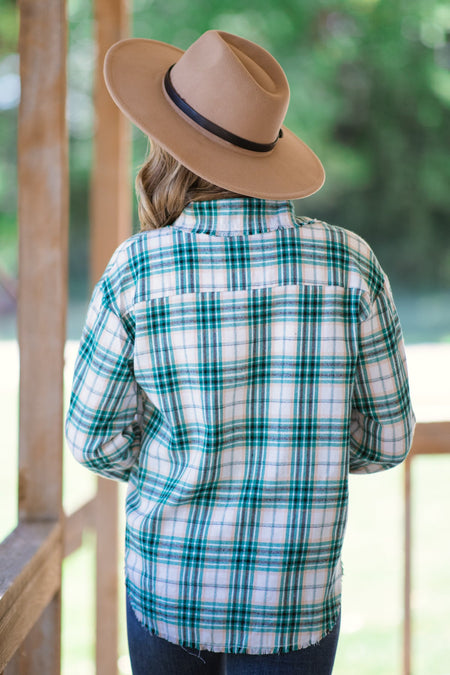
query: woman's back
[{"left": 66, "top": 197, "right": 414, "bottom": 654}]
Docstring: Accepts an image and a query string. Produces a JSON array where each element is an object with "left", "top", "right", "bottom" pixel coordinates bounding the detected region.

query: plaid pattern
[{"left": 66, "top": 198, "right": 415, "bottom": 654}]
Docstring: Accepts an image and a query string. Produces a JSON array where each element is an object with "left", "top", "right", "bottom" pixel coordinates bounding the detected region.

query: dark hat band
[{"left": 164, "top": 65, "right": 282, "bottom": 153}]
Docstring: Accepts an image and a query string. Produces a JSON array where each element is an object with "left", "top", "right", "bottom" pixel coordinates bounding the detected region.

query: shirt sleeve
[
  {"left": 349, "top": 279, "right": 416, "bottom": 474},
  {"left": 65, "top": 279, "right": 141, "bottom": 482}
]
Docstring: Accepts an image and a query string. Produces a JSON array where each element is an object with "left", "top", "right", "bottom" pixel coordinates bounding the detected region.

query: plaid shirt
[{"left": 66, "top": 198, "right": 415, "bottom": 654}]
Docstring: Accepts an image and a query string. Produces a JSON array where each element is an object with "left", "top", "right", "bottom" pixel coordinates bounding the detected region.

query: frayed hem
[{"left": 126, "top": 597, "right": 341, "bottom": 656}]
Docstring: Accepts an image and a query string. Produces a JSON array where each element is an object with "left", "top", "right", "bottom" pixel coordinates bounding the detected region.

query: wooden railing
[
  {"left": 403, "top": 421, "right": 450, "bottom": 675},
  {"left": 0, "top": 0, "right": 129, "bottom": 673},
  {"left": 1, "top": 0, "right": 68, "bottom": 670}
]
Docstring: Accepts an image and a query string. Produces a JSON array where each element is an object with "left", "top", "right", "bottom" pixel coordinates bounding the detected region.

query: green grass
[{"left": 1, "top": 339, "right": 449, "bottom": 674}]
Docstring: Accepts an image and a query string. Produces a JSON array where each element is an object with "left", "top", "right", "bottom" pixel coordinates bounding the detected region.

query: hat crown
[{"left": 170, "top": 31, "right": 290, "bottom": 145}]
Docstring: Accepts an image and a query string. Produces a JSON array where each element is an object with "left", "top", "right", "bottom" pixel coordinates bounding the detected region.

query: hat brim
[{"left": 104, "top": 38, "right": 325, "bottom": 200}]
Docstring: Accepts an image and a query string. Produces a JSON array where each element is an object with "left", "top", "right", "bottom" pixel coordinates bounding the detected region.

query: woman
[{"left": 66, "top": 30, "right": 415, "bottom": 675}]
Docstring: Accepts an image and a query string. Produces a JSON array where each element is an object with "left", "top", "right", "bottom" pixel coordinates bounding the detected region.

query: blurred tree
[{"left": 326, "top": 0, "right": 450, "bottom": 286}]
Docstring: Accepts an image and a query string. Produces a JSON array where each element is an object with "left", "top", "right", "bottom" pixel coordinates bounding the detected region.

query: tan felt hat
[{"left": 104, "top": 30, "right": 325, "bottom": 200}]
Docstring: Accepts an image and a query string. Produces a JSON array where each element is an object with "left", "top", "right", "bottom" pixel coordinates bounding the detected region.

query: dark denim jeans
[{"left": 126, "top": 594, "right": 340, "bottom": 675}]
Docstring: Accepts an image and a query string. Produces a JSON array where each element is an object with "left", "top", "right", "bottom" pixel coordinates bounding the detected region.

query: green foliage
[
  {"left": 0, "top": 0, "right": 18, "bottom": 57},
  {"left": 0, "top": 0, "right": 449, "bottom": 291}
]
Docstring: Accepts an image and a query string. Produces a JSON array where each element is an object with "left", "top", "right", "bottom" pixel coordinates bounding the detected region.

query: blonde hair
[{"left": 135, "top": 141, "right": 241, "bottom": 230}]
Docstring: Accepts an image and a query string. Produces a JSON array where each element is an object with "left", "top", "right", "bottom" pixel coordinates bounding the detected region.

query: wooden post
[
  {"left": 91, "top": 0, "right": 131, "bottom": 281},
  {"left": 403, "top": 455, "right": 412, "bottom": 675},
  {"left": 14, "top": 0, "right": 68, "bottom": 671},
  {"left": 91, "top": 1, "right": 131, "bottom": 674}
]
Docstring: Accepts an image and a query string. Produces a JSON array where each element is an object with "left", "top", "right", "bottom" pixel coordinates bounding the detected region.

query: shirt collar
[{"left": 172, "top": 198, "right": 299, "bottom": 236}]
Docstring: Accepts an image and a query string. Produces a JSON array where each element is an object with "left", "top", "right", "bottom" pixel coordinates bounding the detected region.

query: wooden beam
[
  {"left": 63, "top": 498, "right": 97, "bottom": 558},
  {"left": 0, "top": 523, "right": 62, "bottom": 672},
  {"left": 409, "top": 421, "right": 450, "bottom": 456},
  {"left": 91, "top": 2, "right": 131, "bottom": 674}
]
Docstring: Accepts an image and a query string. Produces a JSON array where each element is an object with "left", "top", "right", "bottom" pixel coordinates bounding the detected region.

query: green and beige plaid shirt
[{"left": 66, "top": 198, "right": 415, "bottom": 654}]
